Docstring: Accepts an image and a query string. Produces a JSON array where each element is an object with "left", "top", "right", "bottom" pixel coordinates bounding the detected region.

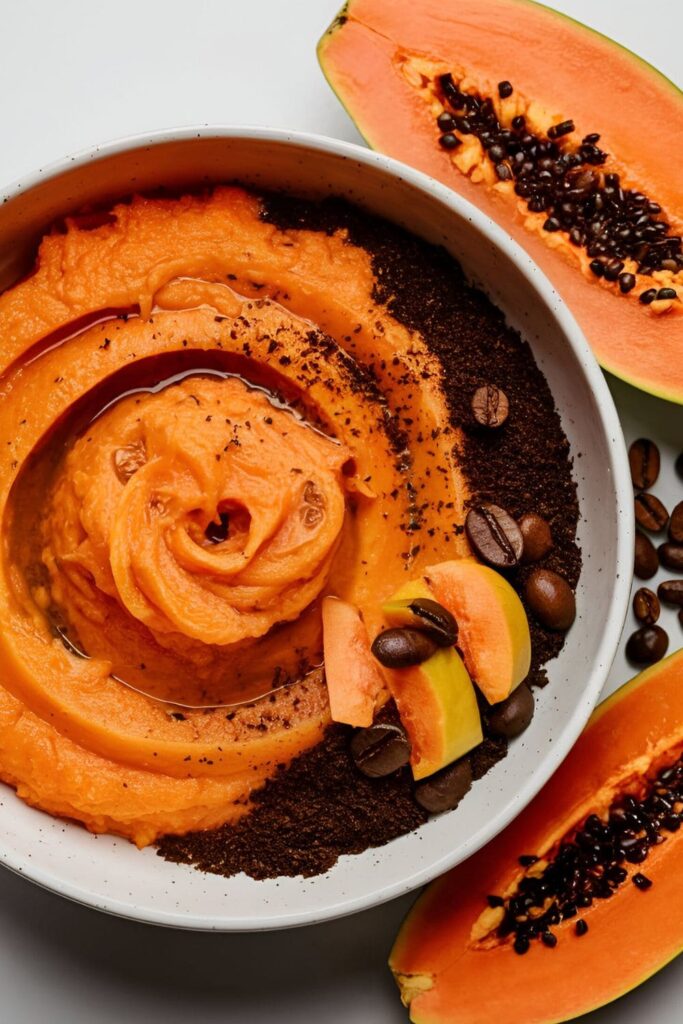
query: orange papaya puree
[{"left": 0, "top": 187, "right": 470, "bottom": 846}]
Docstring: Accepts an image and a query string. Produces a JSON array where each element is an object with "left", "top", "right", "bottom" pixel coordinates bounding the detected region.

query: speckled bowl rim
[{"left": 0, "top": 126, "right": 634, "bottom": 930}]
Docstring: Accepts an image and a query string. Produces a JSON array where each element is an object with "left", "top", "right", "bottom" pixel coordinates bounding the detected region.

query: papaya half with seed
[
  {"left": 319, "top": 0, "right": 683, "bottom": 403},
  {"left": 389, "top": 648, "right": 683, "bottom": 1023}
]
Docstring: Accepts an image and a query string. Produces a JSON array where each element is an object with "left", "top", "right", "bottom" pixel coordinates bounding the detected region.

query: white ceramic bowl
[{"left": 0, "top": 127, "right": 633, "bottom": 930}]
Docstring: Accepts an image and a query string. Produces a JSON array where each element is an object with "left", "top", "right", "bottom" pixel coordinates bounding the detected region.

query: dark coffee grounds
[
  {"left": 159, "top": 705, "right": 428, "bottom": 879},
  {"left": 157, "top": 193, "right": 580, "bottom": 879}
]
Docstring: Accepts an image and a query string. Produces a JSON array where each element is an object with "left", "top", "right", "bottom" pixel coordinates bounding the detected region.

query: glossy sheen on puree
[{"left": 0, "top": 187, "right": 472, "bottom": 845}]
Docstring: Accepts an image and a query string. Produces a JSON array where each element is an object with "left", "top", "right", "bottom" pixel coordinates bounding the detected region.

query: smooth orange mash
[{"left": 0, "top": 187, "right": 468, "bottom": 845}]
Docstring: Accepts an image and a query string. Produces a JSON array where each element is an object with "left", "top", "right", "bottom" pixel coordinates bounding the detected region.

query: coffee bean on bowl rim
[
  {"left": 658, "top": 542, "right": 683, "bottom": 573},
  {"left": 628, "top": 438, "right": 660, "bottom": 490},
  {"left": 487, "top": 683, "right": 535, "bottom": 739},
  {"left": 465, "top": 503, "right": 523, "bottom": 568},
  {"left": 625, "top": 625, "right": 669, "bottom": 666},
  {"left": 634, "top": 530, "right": 659, "bottom": 579},
  {"left": 349, "top": 722, "right": 411, "bottom": 778},
  {"left": 518, "top": 512, "right": 553, "bottom": 564},
  {"left": 634, "top": 492, "right": 669, "bottom": 532},
  {"left": 371, "top": 627, "right": 438, "bottom": 669},
  {"left": 632, "top": 587, "right": 660, "bottom": 625},
  {"left": 524, "top": 568, "right": 576, "bottom": 631},
  {"left": 470, "top": 384, "right": 509, "bottom": 428},
  {"left": 658, "top": 580, "right": 683, "bottom": 607},
  {"left": 414, "top": 758, "right": 473, "bottom": 814},
  {"left": 669, "top": 501, "right": 683, "bottom": 544}
]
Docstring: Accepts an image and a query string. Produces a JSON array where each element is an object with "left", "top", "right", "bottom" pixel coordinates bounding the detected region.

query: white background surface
[{"left": 0, "top": 0, "right": 681, "bottom": 1021}]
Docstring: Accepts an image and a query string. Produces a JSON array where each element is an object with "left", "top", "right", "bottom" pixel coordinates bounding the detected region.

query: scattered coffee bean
[
  {"left": 668, "top": 501, "right": 683, "bottom": 543},
  {"left": 658, "top": 542, "right": 683, "bottom": 572},
  {"left": 519, "top": 513, "right": 553, "bottom": 564},
  {"left": 658, "top": 580, "right": 683, "bottom": 607},
  {"left": 349, "top": 723, "right": 411, "bottom": 778},
  {"left": 632, "top": 588, "right": 660, "bottom": 625},
  {"left": 465, "top": 503, "right": 523, "bottom": 568},
  {"left": 371, "top": 628, "right": 438, "bottom": 668},
  {"left": 634, "top": 530, "right": 659, "bottom": 579},
  {"left": 524, "top": 569, "right": 576, "bottom": 630},
  {"left": 676, "top": 453, "right": 683, "bottom": 481},
  {"left": 414, "top": 758, "right": 472, "bottom": 813},
  {"left": 628, "top": 438, "right": 660, "bottom": 490},
  {"left": 405, "top": 598, "right": 458, "bottom": 646},
  {"left": 487, "top": 683, "right": 534, "bottom": 739},
  {"left": 625, "top": 625, "right": 669, "bottom": 666},
  {"left": 470, "top": 384, "right": 509, "bottom": 428},
  {"left": 634, "top": 492, "right": 669, "bottom": 532}
]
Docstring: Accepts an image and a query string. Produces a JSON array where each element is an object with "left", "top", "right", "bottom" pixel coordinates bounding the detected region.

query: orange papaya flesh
[
  {"left": 389, "top": 648, "right": 683, "bottom": 1024},
  {"left": 322, "top": 596, "right": 384, "bottom": 727},
  {"left": 425, "top": 559, "right": 531, "bottom": 704},
  {"left": 319, "top": 0, "right": 683, "bottom": 403},
  {"left": 386, "top": 646, "right": 483, "bottom": 780}
]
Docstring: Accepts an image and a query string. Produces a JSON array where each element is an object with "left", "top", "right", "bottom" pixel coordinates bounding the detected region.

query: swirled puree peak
[{"left": 0, "top": 186, "right": 483, "bottom": 846}]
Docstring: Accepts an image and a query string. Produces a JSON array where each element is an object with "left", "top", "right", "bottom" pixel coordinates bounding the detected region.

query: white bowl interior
[{"left": 0, "top": 129, "right": 632, "bottom": 929}]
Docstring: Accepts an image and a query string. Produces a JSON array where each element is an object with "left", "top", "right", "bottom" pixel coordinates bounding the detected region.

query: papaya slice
[
  {"left": 426, "top": 559, "right": 531, "bottom": 704},
  {"left": 319, "top": 0, "right": 683, "bottom": 402},
  {"left": 389, "top": 649, "right": 683, "bottom": 1024},
  {"left": 322, "top": 596, "right": 385, "bottom": 727}
]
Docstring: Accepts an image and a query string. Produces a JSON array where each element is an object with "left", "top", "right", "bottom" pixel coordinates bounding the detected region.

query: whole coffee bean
[
  {"left": 414, "top": 758, "right": 472, "bottom": 813},
  {"left": 634, "top": 530, "right": 659, "bottom": 579},
  {"left": 371, "top": 627, "right": 438, "bottom": 668},
  {"left": 669, "top": 501, "right": 683, "bottom": 544},
  {"left": 634, "top": 492, "right": 669, "bottom": 532},
  {"left": 465, "top": 503, "right": 523, "bottom": 568},
  {"left": 519, "top": 513, "right": 553, "bottom": 564},
  {"left": 488, "top": 683, "right": 535, "bottom": 739},
  {"left": 658, "top": 580, "right": 683, "bottom": 607},
  {"left": 524, "top": 569, "right": 576, "bottom": 630},
  {"left": 471, "top": 384, "right": 509, "bottom": 428},
  {"left": 628, "top": 438, "right": 660, "bottom": 490},
  {"left": 658, "top": 542, "right": 683, "bottom": 572},
  {"left": 350, "top": 722, "right": 411, "bottom": 778},
  {"left": 405, "top": 598, "right": 458, "bottom": 646},
  {"left": 632, "top": 587, "right": 660, "bottom": 625},
  {"left": 625, "top": 625, "right": 669, "bottom": 666}
]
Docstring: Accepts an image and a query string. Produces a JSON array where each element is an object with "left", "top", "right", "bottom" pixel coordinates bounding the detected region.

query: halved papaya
[
  {"left": 389, "top": 648, "right": 683, "bottom": 1023},
  {"left": 319, "top": 0, "right": 683, "bottom": 403}
]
